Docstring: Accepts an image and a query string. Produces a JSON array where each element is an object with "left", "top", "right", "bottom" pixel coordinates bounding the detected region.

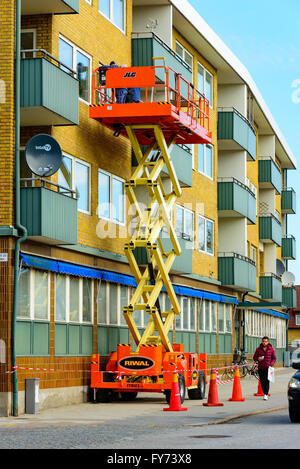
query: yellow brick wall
[
  {"left": 172, "top": 29, "right": 219, "bottom": 281},
  {"left": 247, "top": 127, "right": 259, "bottom": 293},
  {"left": 0, "top": 0, "right": 15, "bottom": 227}
]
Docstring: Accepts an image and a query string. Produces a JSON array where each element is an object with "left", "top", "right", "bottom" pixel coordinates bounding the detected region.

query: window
[
  {"left": 55, "top": 275, "right": 93, "bottom": 323},
  {"left": 176, "top": 205, "right": 194, "bottom": 243},
  {"left": 99, "top": 0, "right": 126, "bottom": 32},
  {"left": 250, "top": 246, "right": 257, "bottom": 265},
  {"left": 97, "top": 281, "right": 130, "bottom": 326},
  {"left": 59, "top": 36, "right": 91, "bottom": 103},
  {"left": 197, "top": 62, "right": 213, "bottom": 107},
  {"left": 296, "top": 315, "right": 300, "bottom": 326},
  {"left": 218, "top": 304, "right": 225, "bottom": 333},
  {"left": 198, "top": 215, "right": 214, "bottom": 255},
  {"left": 58, "top": 153, "right": 90, "bottom": 213},
  {"left": 175, "top": 41, "right": 193, "bottom": 71},
  {"left": 21, "top": 29, "right": 36, "bottom": 57},
  {"left": 199, "top": 299, "right": 213, "bottom": 332},
  {"left": 17, "top": 269, "right": 50, "bottom": 320},
  {"left": 225, "top": 304, "right": 232, "bottom": 333},
  {"left": 198, "top": 144, "right": 213, "bottom": 179},
  {"left": 98, "top": 170, "right": 125, "bottom": 224},
  {"left": 175, "top": 296, "right": 196, "bottom": 331}
]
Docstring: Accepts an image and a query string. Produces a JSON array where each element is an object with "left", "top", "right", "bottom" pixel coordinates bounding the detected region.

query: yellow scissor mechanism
[{"left": 123, "top": 124, "right": 183, "bottom": 353}]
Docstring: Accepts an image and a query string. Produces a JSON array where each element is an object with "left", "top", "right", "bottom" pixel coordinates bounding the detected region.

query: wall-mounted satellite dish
[
  {"left": 25, "top": 134, "right": 62, "bottom": 177},
  {"left": 282, "top": 271, "right": 295, "bottom": 287},
  {"left": 276, "top": 259, "right": 285, "bottom": 277}
]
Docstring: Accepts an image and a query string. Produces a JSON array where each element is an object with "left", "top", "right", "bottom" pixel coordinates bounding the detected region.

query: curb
[{"left": 186, "top": 406, "right": 288, "bottom": 427}]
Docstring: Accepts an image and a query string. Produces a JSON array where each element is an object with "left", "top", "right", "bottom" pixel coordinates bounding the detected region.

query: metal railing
[
  {"left": 20, "top": 49, "right": 78, "bottom": 78},
  {"left": 217, "top": 176, "right": 256, "bottom": 198},
  {"left": 20, "top": 177, "right": 77, "bottom": 198},
  {"left": 92, "top": 63, "right": 210, "bottom": 132},
  {"left": 218, "top": 251, "right": 256, "bottom": 266},
  {"left": 218, "top": 106, "right": 256, "bottom": 135}
]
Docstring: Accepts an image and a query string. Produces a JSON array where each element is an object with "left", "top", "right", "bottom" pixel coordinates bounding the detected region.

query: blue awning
[
  {"left": 171, "top": 284, "right": 238, "bottom": 305},
  {"left": 20, "top": 253, "right": 59, "bottom": 272}
]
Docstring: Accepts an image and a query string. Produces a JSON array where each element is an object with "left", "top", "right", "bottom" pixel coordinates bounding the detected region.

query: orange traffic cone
[
  {"left": 203, "top": 369, "right": 224, "bottom": 407},
  {"left": 254, "top": 379, "right": 270, "bottom": 397},
  {"left": 229, "top": 366, "right": 245, "bottom": 402},
  {"left": 163, "top": 372, "right": 188, "bottom": 412}
]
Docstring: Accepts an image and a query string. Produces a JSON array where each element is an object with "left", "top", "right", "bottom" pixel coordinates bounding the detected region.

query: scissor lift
[{"left": 89, "top": 62, "right": 211, "bottom": 403}]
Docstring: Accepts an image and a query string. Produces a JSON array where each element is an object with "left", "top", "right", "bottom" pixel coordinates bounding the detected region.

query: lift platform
[{"left": 89, "top": 63, "right": 210, "bottom": 403}]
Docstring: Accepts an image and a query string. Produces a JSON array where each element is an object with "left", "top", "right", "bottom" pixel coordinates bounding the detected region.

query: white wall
[
  {"left": 263, "top": 243, "right": 277, "bottom": 274},
  {"left": 218, "top": 84, "right": 247, "bottom": 116},
  {"left": 218, "top": 218, "right": 247, "bottom": 256},
  {"left": 132, "top": 5, "right": 173, "bottom": 46},
  {"left": 218, "top": 150, "right": 247, "bottom": 183},
  {"left": 259, "top": 188, "right": 275, "bottom": 215},
  {"left": 258, "top": 135, "right": 275, "bottom": 160}
]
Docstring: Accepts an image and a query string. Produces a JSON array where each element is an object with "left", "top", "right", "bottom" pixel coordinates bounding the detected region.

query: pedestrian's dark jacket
[{"left": 253, "top": 343, "right": 276, "bottom": 370}]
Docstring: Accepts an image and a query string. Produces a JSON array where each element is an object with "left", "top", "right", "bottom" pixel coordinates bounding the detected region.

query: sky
[{"left": 189, "top": 0, "right": 300, "bottom": 284}]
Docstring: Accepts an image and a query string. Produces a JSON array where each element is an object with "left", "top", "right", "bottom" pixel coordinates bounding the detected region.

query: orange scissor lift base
[
  {"left": 89, "top": 64, "right": 210, "bottom": 401},
  {"left": 91, "top": 345, "right": 207, "bottom": 396}
]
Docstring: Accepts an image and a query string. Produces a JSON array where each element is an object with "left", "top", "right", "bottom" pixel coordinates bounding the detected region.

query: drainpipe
[{"left": 12, "top": 0, "right": 27, "bottom": 416}]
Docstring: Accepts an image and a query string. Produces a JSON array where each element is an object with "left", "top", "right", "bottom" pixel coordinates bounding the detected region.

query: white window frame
[
  {"left": 54, "top": 274, "right": 94, "bottom": 324},
  {"left": 197, "top": 61, "right": 214, "bottom": 108},
  {"left": 17, "top": 269, "right": 51, "bottom": 321},
  {"left": 59, "top": 35, "right": 92, "bottom": 105},
  {"left": 175, "top": 41, "right": 193, "bottom": 75},
  {"left": 296, "top": 315, "right": 300, "bottom": 326},
  {"left": 176, "top": 204, "right": 194, "bottom": 246},
  {"left": 197, "top": 144, "right": 214, "bottom": 180},
  {"left": 60, "top": 152, "right": 91, "bottom": 215},
  {"left": 97, "top": 281, "right": 131, "bottom": 326},
  {"left": 198, "top": 215, "right": 214, "bottom": 256},
  {"left": 21, "top": 29, "right": 37, "bottom": 57},
  {"left": 98, "top": 0, "right": 126, "bottom": 34},
  {"left": 98, "top": 169, "right": 126, "bottom": 226}
]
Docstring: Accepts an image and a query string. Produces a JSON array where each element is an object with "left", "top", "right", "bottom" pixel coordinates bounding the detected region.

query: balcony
[
  {"left": 218, "top": 252, "right": 257, "bottom": 292},
  {"left": 163, "top": 144, "right": 193, "bottom": 187},
  {"left": 21, "top": 0, "right": 79, "bottom": 15},
  {"left": 132, "top": 32, "right": 192, "bottom": 99},
  {"left": 259, "top": 273, "right": 282, "bottom": 302},
  {"left": 282, "top": 287, "right": 296, "bottom": 308},
  {"left": 258, "top": 157, "right": 281, "bottom": 194},
  {"left": 217, "top": 108, "right": 256, "bottom": 161},
  {"left": 20, "top": 178, "right": 78, "bottom": 245},
  {"left": 21, "top": 50, "right": 79, "bottom": 127},
  {"left": 218, "top": 177, "right": 256, "bottom": 225},
  {"left": 282, "top": 188, "right": 296, "bottom": 214},
  {"left": 259, "top": 214, "right": 282, "bottom": 246},
  {"left": 282, "top": 235, "right": 296, "bottom": 260},
  {"left": 133, "top": 235, "right": 193, "bottom": 275}
]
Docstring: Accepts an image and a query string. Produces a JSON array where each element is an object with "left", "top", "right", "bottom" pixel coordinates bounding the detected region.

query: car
[{"left": 288, "top": 361, "right": 300, "bottom": 423}]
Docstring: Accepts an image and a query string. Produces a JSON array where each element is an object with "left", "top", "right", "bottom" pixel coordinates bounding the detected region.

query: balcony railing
[
  {"left": 281, "top": 187, "right": 296, "bottom": 214},
  {"left": 259, "top": 272, "right": 282, "bottom": 302},
  {"left": 259, "top": 213, "right": 282, "bottom": 246},
  {"left": 217, "top": 107, "right": 256, "bottom": 161},
  {"left": 21, "top": 49, "right": 79, "bottom": 126},
  {"left": 218, "top": 177, "right": 256, "bottom": 224},
  {"left": 218, "top": 252, "right": 257, "bottom": 292},
  {"left": 282, "top": 235, "right": 296, "bottom": 260},
  {"left": 258, "top": 157, "right": 282, "bottom": 194},
  {"left": 20, "top": 178, "right": 78, "bottom": 245}
]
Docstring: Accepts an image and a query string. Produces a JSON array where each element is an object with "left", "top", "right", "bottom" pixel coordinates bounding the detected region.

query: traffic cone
[
  {"left": 254, "top": 379, "right": 270, "bottom": 397},
  {"left": 163, "top": 372, "right": 188, "bottom": 412},
  {"left": 229, "top": 366, "right": 245, "bottom": 402},
  {"left": 203, "top": 369, "right": 224, "bottom": 407}
]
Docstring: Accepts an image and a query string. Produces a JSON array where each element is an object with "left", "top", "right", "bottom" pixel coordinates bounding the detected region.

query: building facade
[{"left": 0, "top": 0, "right": 296, "bottom": 415}]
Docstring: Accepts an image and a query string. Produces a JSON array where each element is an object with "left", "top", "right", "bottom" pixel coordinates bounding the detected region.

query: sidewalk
[{"left": 0, "top": 367, "right": 294, "bottom": 428}]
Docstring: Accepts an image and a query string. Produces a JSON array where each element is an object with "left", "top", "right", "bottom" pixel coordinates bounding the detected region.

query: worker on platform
[
  {"left": 126, "top": 87, "right": 141, "bottom": 104},
  {"left": 109, "top": 61, "right": 128, "bottom": 104}
]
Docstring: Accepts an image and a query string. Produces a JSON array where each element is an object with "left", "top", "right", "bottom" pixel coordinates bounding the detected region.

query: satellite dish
[
  {"left": 282, "top": 271, "right": 295, "bottom": 287},
  {"left": 276, "top": 259, "right": 285, "bottom": 277},
  {"left": 25, "top": 134, "right": 62, "bottom": 177}
]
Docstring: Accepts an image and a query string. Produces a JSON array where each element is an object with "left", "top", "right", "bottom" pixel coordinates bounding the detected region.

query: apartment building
[{"left": 0, "top": 0, "right": 296, "bottom": 415}]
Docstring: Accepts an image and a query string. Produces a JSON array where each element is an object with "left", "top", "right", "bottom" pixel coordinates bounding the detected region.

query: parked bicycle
[{"left": 232, "top": 350, "right": 259, "bottom": 379}]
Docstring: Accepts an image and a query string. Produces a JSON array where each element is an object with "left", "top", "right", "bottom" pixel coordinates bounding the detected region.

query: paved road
[{"left": 0, "top": 368, "right": 298, "bottom": 450}]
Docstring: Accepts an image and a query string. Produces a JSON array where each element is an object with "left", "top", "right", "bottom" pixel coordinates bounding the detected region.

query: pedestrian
[{"left": 253, "top": 336, "right": 276, "bottom": 400}]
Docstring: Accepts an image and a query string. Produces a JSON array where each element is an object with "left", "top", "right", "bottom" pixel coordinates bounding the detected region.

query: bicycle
[{"left": 232, "top": 350, "right": 259, "bottom": 379}]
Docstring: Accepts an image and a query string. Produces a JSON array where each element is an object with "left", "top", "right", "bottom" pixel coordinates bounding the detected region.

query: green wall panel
[
  {"left": 218, "top": 110, "right": 256, "bottom": 161},
  {"left": 16, "top": 321, "right": 49, "bottom": 356},
  {"left": 258, "top": 159, "right": 281, "bottom": 194},
  {"left": 281, "top": 189, "right": 296, "bottom": 214}
]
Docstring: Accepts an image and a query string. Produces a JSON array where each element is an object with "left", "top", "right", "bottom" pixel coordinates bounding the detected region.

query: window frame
[
  {"left": 98, "top": 0, "right": 126, "bottom": 34},
  {"left": 59, "top": 35, "right": 92, "bottom": 105},
  {"left": 17, "top": 269, "right": 51, "bottom": 321},
  {"left": 175, "top": 204, "right": 194, "bottom": 246},
  {"left": 59, "top": 152, "right": 91, "bottom": 215},
  {"left": 98, "top": 169, "right": 126, "bottom": 226},
  {"left": 197, "top": 143, "right": 214, "bottom": 180},
  {"left": 54, "top": 274, "right": 94, "bottom": 324},
  {"left": 198, "top": 215, "right": 214, "bottom": 256},
  {"left": 175, "top": 40, "right": 193, "bottom": 74},
  {"left": 97, "top": 281, "right": 130, "bottom": 326},
  {"left": 197, "top": 61, "right": 214, "bottom": 108}
]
